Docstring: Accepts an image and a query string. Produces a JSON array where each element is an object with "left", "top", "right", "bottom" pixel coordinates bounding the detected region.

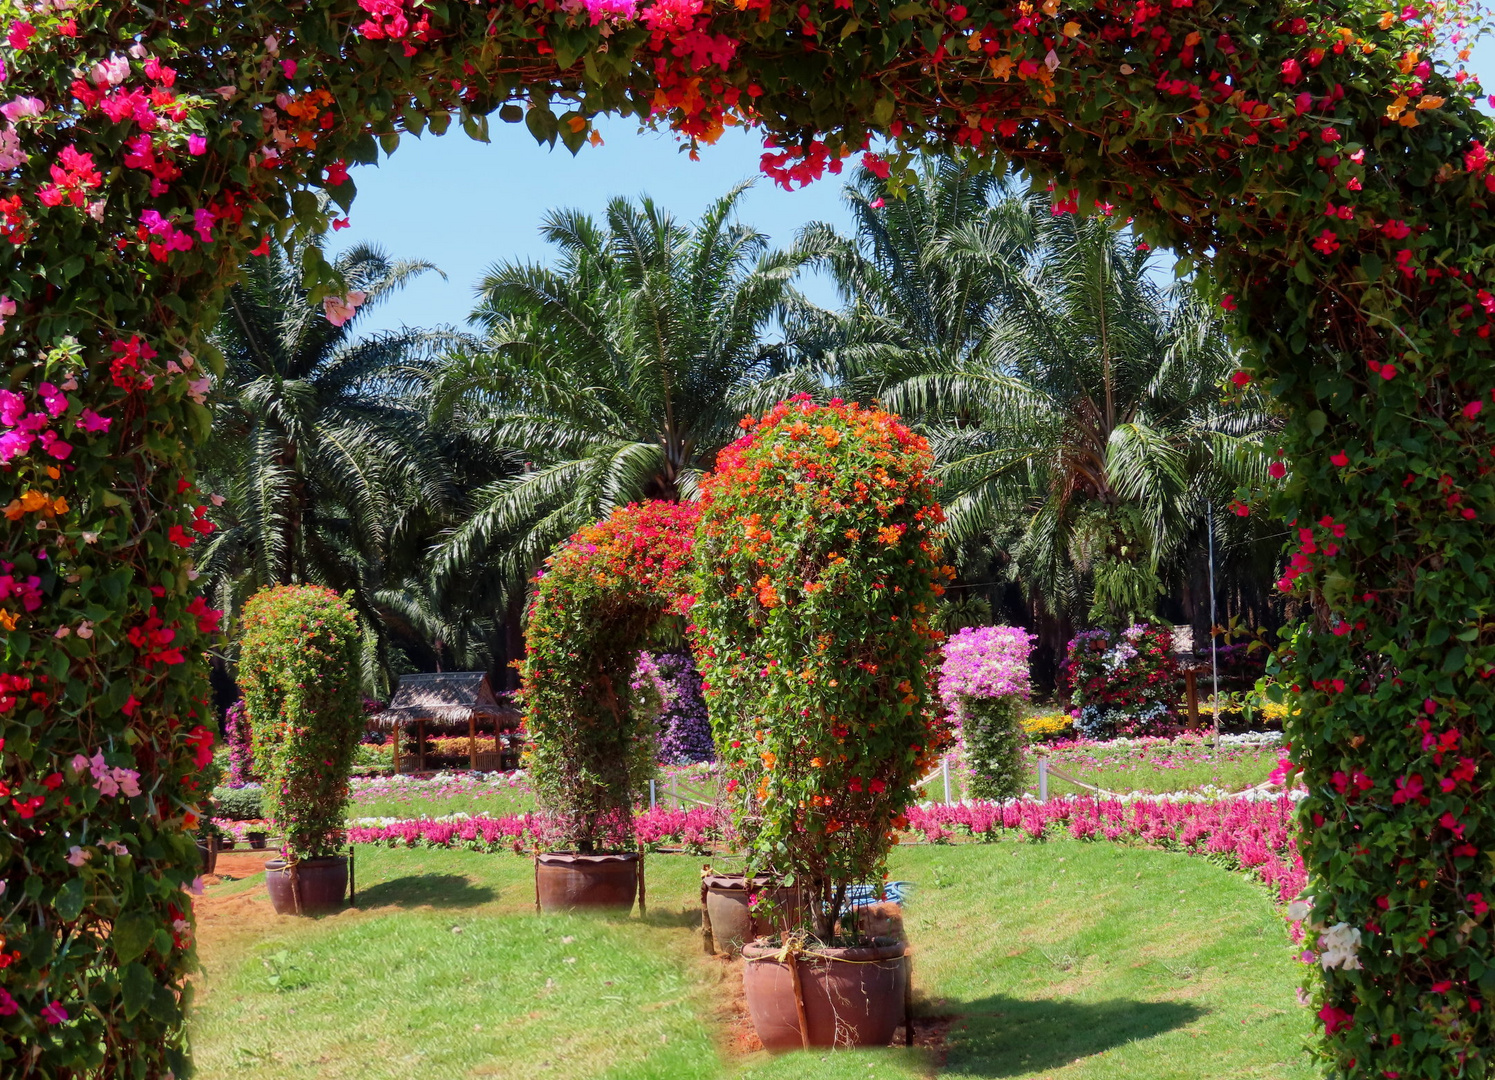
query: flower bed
[
  {"left": 346, "top": 805, "right": 722, "bottom": 854},
  {"left": 903, "top": 795, "right": 1305, "bottom": 903}
]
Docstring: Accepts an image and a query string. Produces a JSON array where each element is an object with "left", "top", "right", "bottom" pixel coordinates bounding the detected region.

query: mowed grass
[
  {"left": 1024, "top": 741, "right": 1281, "bottom": 799},
  {"left": 190, "top": 841, "right": 1312, "bottom": 1080}
]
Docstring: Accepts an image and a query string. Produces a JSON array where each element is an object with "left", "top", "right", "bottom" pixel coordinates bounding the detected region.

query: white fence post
[
  {"left": 1038, "top": 757, "right": 1049, "bottom": 803},
  {"left": 942, "top": 755, "right": 952, "bottom": 806},
  {"left": 649, "top": 779, "right": 656, "bottom": 810},
  {"left": 671, "top": 774, "right": 678, "bottom": 808}
]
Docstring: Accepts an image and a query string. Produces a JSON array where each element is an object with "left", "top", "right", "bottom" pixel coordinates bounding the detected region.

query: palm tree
[
  {"left": 201, "top": 234, "right": 469, "bottom": 682},
  {"left": 805, "top": 163, "right": 1280, "bottom": 662},
  {"left": 430, "top": 182, "right": 818, "bottom": 594}
]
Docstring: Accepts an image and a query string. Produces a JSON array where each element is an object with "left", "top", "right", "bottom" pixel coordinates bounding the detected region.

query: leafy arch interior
[
  {"left": 2, "top": 0, "right": 1492, "bottom": 1075},
  {"left": 518, "top": 499, "right": 698, "bottom": 852}
]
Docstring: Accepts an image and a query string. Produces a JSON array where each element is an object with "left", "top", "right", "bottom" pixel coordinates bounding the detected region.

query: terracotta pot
[
  {"left": 246, "top": 831, "right": 267, "bottom": 850},
  {"left": 534, "top": 852, "right": 640, "bottom": 913},
  {"left": 703, "top": 874, "right": 805, "bottom": 956},
  {"left": 196, "top": 838, "right": 217, "bottom": 876},
  {"left": 741, "top": 940, "right": 907, "bottom": 1050},
  {"left": 264, "top": 856, "right": 348, "bottom": 916}
]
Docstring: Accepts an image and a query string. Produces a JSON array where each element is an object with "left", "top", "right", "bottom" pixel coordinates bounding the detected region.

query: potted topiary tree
[
  {"left": 692, "top": 397, "right": 952, "bottom": 1050},
  {"left": 939, "top": 626, "right": 1035, "bottom": 800},
  {"left": 521, "top": 501, "right": 697, "bottom": 912},
  {"left": 239, "top": 585, "right": 365, "bottom": 915}
]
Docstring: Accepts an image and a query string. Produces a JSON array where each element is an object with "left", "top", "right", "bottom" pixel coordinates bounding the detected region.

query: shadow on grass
[
  {"left": 941, "top": 994, "right": 1205, "bottom": 1077},
  {"left": 355, "top": 874, "right": 497, "bottom": 909}
]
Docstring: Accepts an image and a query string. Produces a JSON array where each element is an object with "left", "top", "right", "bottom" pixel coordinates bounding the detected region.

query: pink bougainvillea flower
[
  {"left": 1231, "top": 370, "right": 1250, "bottom": 387},
  {"left": 1463, "top": 400, "right": 1482, "bottom": 419},
  {"left": 76, "top": 408, "right": 111, "bottom": 434},
  {"left": 1268, "top": 461, "right": 1287, "bottom": 479},
  {"left": 1331, "top": 451, "right": 1349, "bottom": 467},
  {"left": 40, "top": 1001, "right": 68, "bottom": 1026},
  {"left": 0, "top": 95, "right": 42, "bottom": 122},
  {"left": 5, "top": 21, "right": 35, "bottom": 51},
  {"left": 66, "top": 845, "right": 90, "bottom": 866},
  {"left": 1311, "top": 229, "right": 1341, "bottom": 255},
  {"left": 322, "top": 290, "right": 366, "bottom": 326},
  {"left": 0, "top": 988, "right": 16, "bottom": 1016},
  {"left": 187, "top": 134, "right": 206, "bottom": 155},
  {"left": 1318, "top": 1003, "right": 1352, "bottom": 1035}
]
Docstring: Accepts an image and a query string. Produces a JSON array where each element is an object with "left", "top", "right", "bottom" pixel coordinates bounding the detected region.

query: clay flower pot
[
  {"left": 246, "top": 831, "right": 267, "bottom": 850},
  {"left": 534, "top": 852, "right": 641, "bottom": 913},
  {"left": 702, "top": 874, "right": 806, "bottom": 956},
  {"left": 196, "top": 837, "right": 218, "bottom": 876},
  {"left": 741, "top": 939, "right": 908, "bottom": 1050},
  {"left": 265, "top": 856, "right": 348, "bottom": 916}
]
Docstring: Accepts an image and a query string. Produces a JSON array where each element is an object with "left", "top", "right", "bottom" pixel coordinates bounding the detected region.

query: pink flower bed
[
  {"left": 903, "top": 795, "right": 1305, "bottom": 902},
  {"left": 347, "top": 805, "right": 723, "bottom": 854}
]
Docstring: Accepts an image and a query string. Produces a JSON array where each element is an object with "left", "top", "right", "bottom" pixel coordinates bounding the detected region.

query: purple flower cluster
[
  {"left": 223, "top": 699, "right": 254, "bottom": 787},
  {"left": 633, "top": 651, "right": 715, "bottom": 764},
  {"left": 937, "top": 625, "right": 1034, "bottom": 711},
  {"left": 903, "top": 795, "right": 1305, "bottom": 903}
]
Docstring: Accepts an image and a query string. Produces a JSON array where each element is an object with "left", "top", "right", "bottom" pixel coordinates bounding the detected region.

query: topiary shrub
[
  {"left": 520, "top": 502, "right": 697, "bottom": 853},
  {"left": 692, "top": 397, "right": 952, "bottom": 940},
  {"left": 1063, "top": 624, "right": 1180, "bottom": 740},
  {"left": 239, "top": 586, "right": 364, "bottom": 859},
  {"left": 223, "top": 699, "right": 254, "bottom": 787},
  {"left": 209, "top": 785, "right": 263, "bottom": 822},
  {"left": 939, "top": 626, "right": 1034, "bottom": 801},
  {"left": 632, "top": 651, "right": 715, "bottom": 765}
]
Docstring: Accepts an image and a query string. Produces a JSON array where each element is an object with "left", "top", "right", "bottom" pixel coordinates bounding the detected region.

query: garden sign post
[{"left": 2, "top": 0, "right": 1493, "bottom": 1075}]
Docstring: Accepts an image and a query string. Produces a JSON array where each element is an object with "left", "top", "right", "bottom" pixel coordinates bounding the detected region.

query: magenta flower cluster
[
  {"left": 937, "top": 625, "right": 1034, "bottom": 711},
  {"left": 223, "top": 699, "right": 253, "bottom": 787}
]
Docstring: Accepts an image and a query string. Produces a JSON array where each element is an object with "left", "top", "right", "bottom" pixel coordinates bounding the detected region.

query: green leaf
[
  {"left": 525, "top": 104, "right": 559, "bottom": 147},
  {"left": 113, "top": 912, "right": 155, "bottom": 965},
  {"left": 1307, "top": 410, "right": 1327, "bottom": 436},
  {"left": 121, "top": 962, "right": 155, "bottom": 1020},
  {"left": 55, "top": 878, "right": 84, "bottom": 921}
]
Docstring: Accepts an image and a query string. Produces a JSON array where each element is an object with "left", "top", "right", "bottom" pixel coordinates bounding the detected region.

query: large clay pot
[
  {"left": 265, "top": 856, "right": 348, "bottom": 915},
  {"left": 741, "top": 940, "right": 908, "bottom": 1050},
  {"left": 534, "top": 852, "right": 640, "bottom": 912},
  {"left": 703, "top": 874, "right": 806, "bottom": 956}
]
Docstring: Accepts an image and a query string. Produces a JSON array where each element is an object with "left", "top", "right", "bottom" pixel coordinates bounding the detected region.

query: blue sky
[{"left": 332, "top": 39, "right": 1495, "bottom": 336}]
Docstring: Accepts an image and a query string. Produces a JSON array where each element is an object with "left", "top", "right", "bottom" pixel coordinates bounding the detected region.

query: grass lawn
[
  {"left": 346, "top": 774, "right": 535, "bottom": 820},
  {"left": 190, "top": 841, "right": 1312, "bottom": 1079},
  {"left": 1024, "top": 741, "right": 1281, "bottom": 799}
]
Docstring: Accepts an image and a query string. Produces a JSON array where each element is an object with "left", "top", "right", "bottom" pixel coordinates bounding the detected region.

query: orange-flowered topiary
[{"left": 691, "top": 397, "right": 953, "bottom": 940}]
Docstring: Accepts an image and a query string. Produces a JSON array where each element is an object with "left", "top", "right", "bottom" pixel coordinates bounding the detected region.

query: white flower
[
  {"left": 1286, "top": 897, "right": 1314, "bottom": 922},
  {"left": 1317, "top": 922, "right": 1362, "bottom": 970}
]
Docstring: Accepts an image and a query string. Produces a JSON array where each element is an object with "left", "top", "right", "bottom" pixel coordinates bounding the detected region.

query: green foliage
[
  {"left": 519, "top": 502, "right": 697, "bottom": 852},
  {"left": 239, "top": 587, "right": 364, "bottom": 858},
  {"left": 962, "top": 696, "right": 1026, "bottom": 801},
  {"left": 211, "top": 786, "right": 265, "bottom": 822},
  {"left": 3, "top": 0, "right": 1493, "bottom": 1073},
  {"left": 431, "top": 187, "right": 818, "bottom": 601},
  {"left": 692, "top": 399, "right": 951, "bottom": 939}
]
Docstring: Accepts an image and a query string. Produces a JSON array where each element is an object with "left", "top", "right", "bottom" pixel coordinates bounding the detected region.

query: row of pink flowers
[
  {"left": 346, "top": 805, "right": 723, "bottom": 854},
  {"left": 903, "top": 796, "right": 1305, "bottom": 902},
  {"left": 345, "top": 795, "right": 1303, "bottom": 904}
]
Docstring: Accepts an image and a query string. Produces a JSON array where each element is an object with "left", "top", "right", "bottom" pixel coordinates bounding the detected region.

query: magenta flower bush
[{"left": 939, "top": 626, "right": 1033, "bottom": 800}]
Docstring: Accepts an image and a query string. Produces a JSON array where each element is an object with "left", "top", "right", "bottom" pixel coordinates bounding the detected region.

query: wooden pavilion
[{"left": 377, "top": 672, "right": 520, "bottom": 773}]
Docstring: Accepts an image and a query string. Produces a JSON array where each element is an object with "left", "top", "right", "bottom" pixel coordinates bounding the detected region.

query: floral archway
[{"left": 2, "top": 0, "right": 1491, "bottom": 1074}]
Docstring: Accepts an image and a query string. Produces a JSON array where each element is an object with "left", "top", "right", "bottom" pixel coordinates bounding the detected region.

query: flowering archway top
[{"left": 4, "top": 0, "right": 1495, "bottom": 1076}]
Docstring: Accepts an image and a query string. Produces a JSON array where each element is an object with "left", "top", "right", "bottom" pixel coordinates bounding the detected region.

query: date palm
[
  {"left": 431, "top": 183, "right": 816, "bottom": 593},
  {"left": 807, "top": 163, "right": 1279, "bottom": 637},
  {"left": 200, "top": 236, "right": 461, "bottom": 668}
]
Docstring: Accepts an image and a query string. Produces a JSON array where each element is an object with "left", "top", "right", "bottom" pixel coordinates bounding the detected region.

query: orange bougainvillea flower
[{"left": 761, "top": 750, "right": 776, "bottom": 769}]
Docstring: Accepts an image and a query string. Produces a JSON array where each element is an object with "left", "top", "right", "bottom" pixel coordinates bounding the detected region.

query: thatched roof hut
[{"left": 378, "top": 672, "right": 520, "bottom": 772}]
